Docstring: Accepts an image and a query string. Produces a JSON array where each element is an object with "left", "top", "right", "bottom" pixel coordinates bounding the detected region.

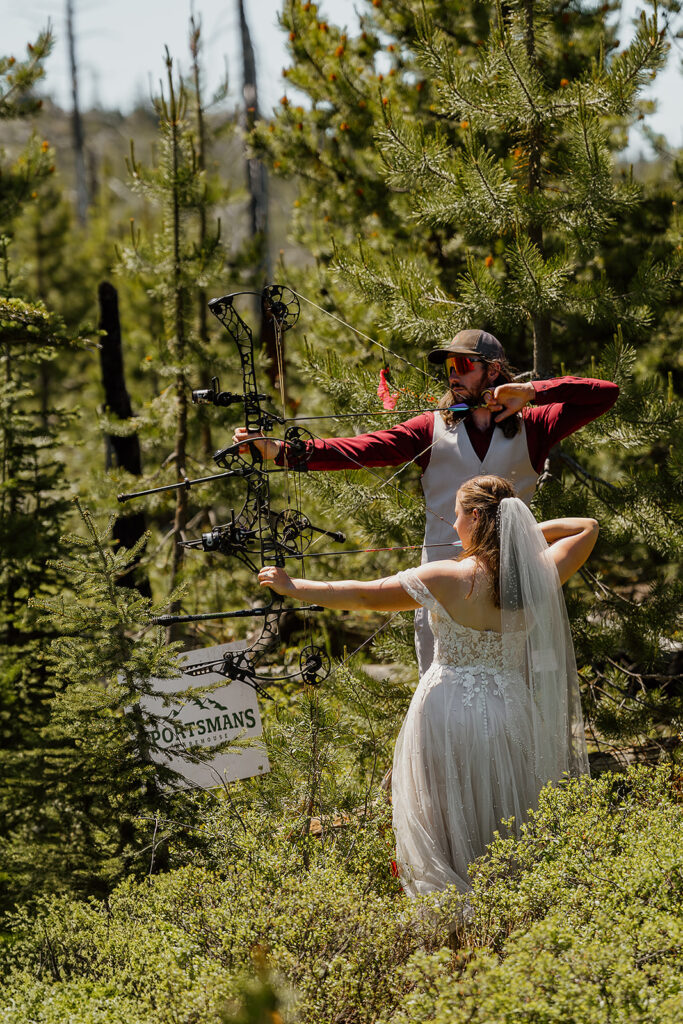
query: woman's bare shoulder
[
  {"left": 414, "top": 559, "right": 477, "bottom": 606},
  {"left": 418, "top": 557, "right": 498, "bottom": 628},
  {"left": 417, "top": 557, "right": 477, "bottom": 582}
]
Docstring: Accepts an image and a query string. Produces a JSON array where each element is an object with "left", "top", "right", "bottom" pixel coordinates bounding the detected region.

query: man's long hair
[{"left": 437, "top": 356, "right": 521, "bottom": 438}]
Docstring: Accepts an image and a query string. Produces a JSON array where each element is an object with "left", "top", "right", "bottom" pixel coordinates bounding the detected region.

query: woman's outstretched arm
[
  {"left": 538, "top": 517, "right": 599, "bottom": 584},
  {"left": 257, "top": 567, "right": 420, "bottom": 612}
]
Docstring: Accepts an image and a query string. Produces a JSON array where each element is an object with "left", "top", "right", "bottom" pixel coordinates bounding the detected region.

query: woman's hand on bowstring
[
  {"left": 232, "top": 427, "right": 282, "bottom": 461},
  {"left": 258, "top": 565, "right": 297, "bottom": 597}
]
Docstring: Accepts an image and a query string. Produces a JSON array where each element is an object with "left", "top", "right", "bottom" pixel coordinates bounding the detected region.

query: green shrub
[
  {"left": 390, "top": 765, "right": 683, "bottom": 1024},
  {"left": 0, "top": 805, "right": 437, "bottom": 1024},
  {"left": 2, "top": 766, "right": 682, "bottom": 1024}
]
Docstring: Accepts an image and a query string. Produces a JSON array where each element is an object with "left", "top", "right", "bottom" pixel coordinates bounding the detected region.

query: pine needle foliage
[
  {"left": 5, "top": 499, "right": 213, "bottom": 904},
  {"left": 349, "top": 3, "right": 675, "bottom": 371},
  {"left": 252, "top": 0, "right": 681, "bottom": 754},
  {"left": 532, "top": 330, "right": 682, "bottom": 744},
  {"left": 0, "top": 297, "right": 78, "bottom": 914},
  {"left": 0, "top": 37, "right": 90, "bottom": 914}
]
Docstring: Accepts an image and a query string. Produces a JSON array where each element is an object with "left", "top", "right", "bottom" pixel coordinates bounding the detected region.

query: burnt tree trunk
[
  {"left": 66, "top": 0, "right": 89, "bottom": 226},
  {"left": 237, "top": 0, "right": 282, "bottom": 396},
  {"left": 523, "top": 0, "right": 552, "bottom": 380},
  {"left": 98, "top": 281, "right": 151, "bottom": 597}
]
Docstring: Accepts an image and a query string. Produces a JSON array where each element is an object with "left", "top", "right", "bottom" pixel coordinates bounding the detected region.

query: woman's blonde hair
[{"left": 457, "top": 475, "right": 516, "bottom": 607}]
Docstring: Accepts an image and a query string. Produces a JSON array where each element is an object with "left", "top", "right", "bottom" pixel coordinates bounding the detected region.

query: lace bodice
[{"left": 397, "top": 568, "right": 524, "bottom": 671}]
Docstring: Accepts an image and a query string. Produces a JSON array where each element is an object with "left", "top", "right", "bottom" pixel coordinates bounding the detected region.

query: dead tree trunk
[
  {"left": 523, "top": 0, "right": 552, "bottom": 380},
  {"left": 66, "top": 0, "right": 89, "bottom": 226},
  {"left": 190, "top": 16, "right": 213, "bottom": 459},
  {"left": 98, "top": 281, "right": 151, "bottom": 597},
  {"left": 237, "top": 0, "right": 281, "bottom": 395},
  {"left": 238, "top": 0, "right": 270, "bottom": 258}
]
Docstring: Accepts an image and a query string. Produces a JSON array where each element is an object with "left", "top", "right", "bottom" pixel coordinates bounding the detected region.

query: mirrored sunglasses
[{"left": 445, "top": 354, "right": 484, "bottom": 376}]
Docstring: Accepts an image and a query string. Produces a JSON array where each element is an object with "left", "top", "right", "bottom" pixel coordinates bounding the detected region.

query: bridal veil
[{"left": 498, "top": 497, "right": 589, "bottom": 784}]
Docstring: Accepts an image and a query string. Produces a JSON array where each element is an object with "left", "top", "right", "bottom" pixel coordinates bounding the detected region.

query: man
[{"left": 234, "top": 328, "right": 619, "bottom": 672}]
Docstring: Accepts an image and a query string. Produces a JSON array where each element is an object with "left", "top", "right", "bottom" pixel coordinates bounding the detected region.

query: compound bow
[{"left": 120, "top": 284, "right": 347, "bottom": 696}]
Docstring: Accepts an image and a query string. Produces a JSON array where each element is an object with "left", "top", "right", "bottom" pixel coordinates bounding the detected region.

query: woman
[{"left": 258, "top": 475, "right": 596, "bottom": 897}]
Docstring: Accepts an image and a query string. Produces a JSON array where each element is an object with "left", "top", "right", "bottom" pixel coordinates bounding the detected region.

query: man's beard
[{"left": 450, "top": 377, "right": 488, "bottom": 403}]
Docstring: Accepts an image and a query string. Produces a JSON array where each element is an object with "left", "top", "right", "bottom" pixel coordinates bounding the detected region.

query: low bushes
[{"left": 2, "top": 765, "right": 682, "bottom": 1023}]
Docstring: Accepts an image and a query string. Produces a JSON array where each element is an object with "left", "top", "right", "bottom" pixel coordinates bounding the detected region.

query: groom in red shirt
[{"left": 234, "top": 328, "right": 618, "bottom": 672}]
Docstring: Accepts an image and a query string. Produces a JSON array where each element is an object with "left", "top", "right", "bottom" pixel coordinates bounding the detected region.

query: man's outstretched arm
[{"left": 234, "top": 413, "right": 435, "bottom": 472}]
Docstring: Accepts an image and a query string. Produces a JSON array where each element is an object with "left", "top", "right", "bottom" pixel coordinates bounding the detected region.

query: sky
[{"left": 2, "top": 0, "right": 681, "bottom": 159}]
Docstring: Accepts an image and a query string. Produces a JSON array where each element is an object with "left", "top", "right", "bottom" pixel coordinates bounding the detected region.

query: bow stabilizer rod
[{"left": 151, "top": 603, "right": 325, "bottom": 626}]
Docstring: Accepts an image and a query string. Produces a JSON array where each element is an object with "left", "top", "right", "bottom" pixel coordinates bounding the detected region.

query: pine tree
[
  {"left": 0, "top": 297, "right": 81, "bottom": 909},
  {"left": 252, "top": 0, "right": 658, "bottom": 366},
  {"left": 115, "top": 42, "right": 251, "bottom": 633},
  {"left": 9, "top": 501, "right": 198, "bottom": 901},
  {"left": 335, "top": 1, "right": 674, "bottom": 372},
  {"left": 252, "top": 0, "right": 682, "bottom": 756},
  {"left": 0, "top": 29, "right": 81, "bottom": 911}
]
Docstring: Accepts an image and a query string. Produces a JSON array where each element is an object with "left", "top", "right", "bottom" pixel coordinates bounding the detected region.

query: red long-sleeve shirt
[{"left": 277, "top": 377, "right": 619, "bottom": 475}]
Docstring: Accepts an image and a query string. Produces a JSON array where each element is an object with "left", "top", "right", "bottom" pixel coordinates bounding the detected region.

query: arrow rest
[{"left": 191, "top": 374, "right": 269, "bottom": 410}]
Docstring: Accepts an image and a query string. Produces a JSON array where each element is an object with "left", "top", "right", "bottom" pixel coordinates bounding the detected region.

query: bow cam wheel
[
  {"left": 207, "top": 294, "right": 238, "bottom": 330},
  {"left": 274, "top": 509, "right": 313, "bottom": 555},
  {"left": 262, "top": 285, "right": 300, "bottom": 331},
  {"left": 283, "top": 425, "right": 313, "bottom": 466},
  {"left": 299, "top": 644, "right": 330, "bottom": 686}
]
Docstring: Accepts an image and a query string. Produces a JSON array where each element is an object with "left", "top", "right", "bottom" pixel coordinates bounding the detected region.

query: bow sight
[{"left": 192, "top": 375, "right": 269, "bottom": 410}]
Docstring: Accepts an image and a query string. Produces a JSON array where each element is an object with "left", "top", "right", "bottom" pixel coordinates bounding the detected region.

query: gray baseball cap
[{"left": 428, "top": 329, "right": 506, "bottom": 364}]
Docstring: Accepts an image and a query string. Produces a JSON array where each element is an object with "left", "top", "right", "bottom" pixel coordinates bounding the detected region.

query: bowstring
[
  {"left": 289, "top": 288, "right": 443, "bottom": 387},
  {"left": 261, "top": 301, "right": 420, "bottom": 687},
  {"left": 288, "top": 424, "right": 458, "bottom": 560},
  {"left": 272, "top": 314, "right": 290, "bottom": 506}
]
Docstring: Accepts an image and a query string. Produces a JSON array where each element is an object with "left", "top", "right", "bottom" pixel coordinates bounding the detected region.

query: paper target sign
[{"left": 141, "top": 642, "right": 270, "bottom": 790}]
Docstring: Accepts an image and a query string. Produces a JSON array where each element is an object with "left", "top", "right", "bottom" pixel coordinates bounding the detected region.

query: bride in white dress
[{"left": 258, "top": 474, "right": 595, "bottom": 898}]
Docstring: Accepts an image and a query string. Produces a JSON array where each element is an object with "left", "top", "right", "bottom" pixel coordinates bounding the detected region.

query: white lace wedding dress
[{"left": 393, "top": 568, "right": 554, "bottom": 897}]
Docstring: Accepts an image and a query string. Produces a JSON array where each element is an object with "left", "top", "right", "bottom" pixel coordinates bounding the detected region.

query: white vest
[{"left": 420, "top": 413, "right": 537, "bottom": 563}]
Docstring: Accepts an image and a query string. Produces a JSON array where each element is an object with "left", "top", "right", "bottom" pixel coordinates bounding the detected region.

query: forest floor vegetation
[{"left": 1, "top": 764, "right": 682, "bottom": 1024}]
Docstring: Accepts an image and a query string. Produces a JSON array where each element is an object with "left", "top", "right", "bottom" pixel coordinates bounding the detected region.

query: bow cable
[{"left": 271, "top": 301, "right": 319, "bottom": 672}]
